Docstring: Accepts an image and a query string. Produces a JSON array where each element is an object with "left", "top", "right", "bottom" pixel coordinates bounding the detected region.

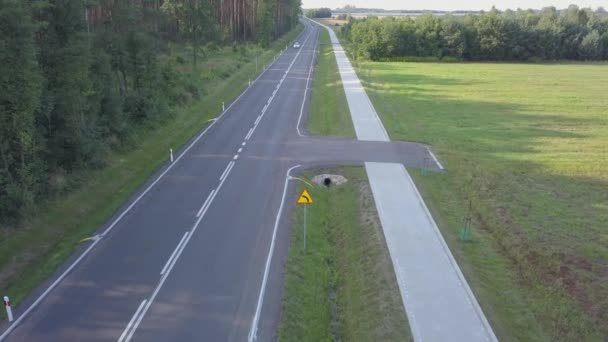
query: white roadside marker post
[
  {"left": 4, "top": 296, "right": 13, "bottom": 322},
  {"left": 222, "top": 102, "right": 225, "bottom": 112},
  {"left": 249, "top": 79, "right": 251, "bottom": 87},
  {"left": 170, "top": 149, "right": 174, "bottom": 163}
]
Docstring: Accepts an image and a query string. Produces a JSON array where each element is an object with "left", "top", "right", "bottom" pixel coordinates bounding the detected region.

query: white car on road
[{"left": 293, "top": 42, "right": 300, "bottom": 48}]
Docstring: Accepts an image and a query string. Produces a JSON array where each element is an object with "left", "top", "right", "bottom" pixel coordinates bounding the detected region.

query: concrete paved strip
[
  {"left": 326, "top": 28, "right": 390, "bottom": 142},
  {"left": 366, "top": 162, "right": 496, "bottom": 342},
  {"left": 313, "top": 19, "right": 498, "bottom": 342}
]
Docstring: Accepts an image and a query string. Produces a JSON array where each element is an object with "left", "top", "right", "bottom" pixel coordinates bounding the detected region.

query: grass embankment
[
  {"left": 354, "top": 61, "right": 608, "bottom": 340},
  {"left": 278, "top": 168, "right": 411, "bottom": 341},
  {"left": 0, "top": 25, "right": 303, "bottom": 315},
  {"left": 307, "top": 29, "right": 354, "bottom": 137}
]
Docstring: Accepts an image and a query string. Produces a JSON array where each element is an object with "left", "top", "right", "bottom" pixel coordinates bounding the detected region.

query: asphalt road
[{"left": 1, "top": 21, "right": 435, "bottom": 342}]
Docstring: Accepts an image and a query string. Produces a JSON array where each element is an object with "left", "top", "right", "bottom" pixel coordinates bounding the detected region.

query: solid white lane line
[
  {"left": 160, "top": 232, "right": 189, "bottom": 275},
  {"left": 245, "top": 128, "right": 254, "bottom": 140},
  {"left": 248, "top": 164, "right": 301, "bottom": 342},
  {"left": 296, "top": 28, "right": 320, "bottom": 137},
  {"left": 118, "top": 299, "right": 147, "bottom": 342},
  {"left": 219, "top": 161, "right": 235, "bottom": 182},
  {"left": 196, "top": 189, "right": 216, "bottom": 217},
  {"left": 427, "top": 148, "right": 444, "bottom": 170},
  {"left": 255, "top": 115, "right": 262, "bottom": 125}
]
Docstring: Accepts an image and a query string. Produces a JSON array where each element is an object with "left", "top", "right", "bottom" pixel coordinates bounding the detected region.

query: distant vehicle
[{"left": 293, "top": 42, "right": 300, "bottom": 48}]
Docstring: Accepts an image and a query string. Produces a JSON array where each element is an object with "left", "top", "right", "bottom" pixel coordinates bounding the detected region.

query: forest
[
  {"left": 341, "top": 6, "right": 608, "bottom": 61},
  {"left": 0, "top": 0, "right": 300, "bottom": 224}
]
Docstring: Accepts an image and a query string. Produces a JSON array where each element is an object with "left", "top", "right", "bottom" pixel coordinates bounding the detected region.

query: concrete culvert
[{"left": 312, "top": 174, "right": 348, "bottom": 186}]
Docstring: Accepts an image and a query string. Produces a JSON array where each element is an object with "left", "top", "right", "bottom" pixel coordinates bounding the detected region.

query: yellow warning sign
[{"left": 297, "top": 189, "right": 314, "bottom": 204}]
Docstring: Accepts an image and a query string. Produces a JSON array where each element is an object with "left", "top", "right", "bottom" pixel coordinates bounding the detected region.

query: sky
[{"left": 301, "top": 0, "right": 607, "bottom": 11}]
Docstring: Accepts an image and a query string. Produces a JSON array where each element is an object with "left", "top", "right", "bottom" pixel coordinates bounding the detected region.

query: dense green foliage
[
  {"left": 342, "top": 6, "right": 608, "bottom": 61},
  {"left": 306, "top": 7, "right": 331, "bottom": 18},
  {"left": 0, "top": 0, "right": 300, "bottom": 224}
]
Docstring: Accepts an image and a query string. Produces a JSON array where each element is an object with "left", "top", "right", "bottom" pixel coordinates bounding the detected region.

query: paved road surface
[
  {"left": 1, "top": 21, "right": 436, "bottom": 342},
  {"left": 314, "top": 19, "right": 498, "bottom": 342}
]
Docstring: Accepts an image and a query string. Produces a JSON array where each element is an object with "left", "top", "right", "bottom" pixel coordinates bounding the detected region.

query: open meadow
[{"left": 354, "top": 61, "right": 608, "bottom": 340}]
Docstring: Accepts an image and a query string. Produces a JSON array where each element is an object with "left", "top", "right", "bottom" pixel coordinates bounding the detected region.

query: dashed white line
[
  {"left": 238, "top": 148, "right": 243, "bottom": 153},
  {"left": 255, "top": 115, "right": 262, "bottom": 125},
  {"left": 160, "top": 232, "right": 189, "bottom": 275},
  {"left": 233, "top": 154, "right": 239, "bottom": 160},
  {"left": 242, "top": 142, "right": 246, "bottom": 146}
]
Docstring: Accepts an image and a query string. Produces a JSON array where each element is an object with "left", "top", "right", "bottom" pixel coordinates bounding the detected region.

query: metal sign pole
[{"left": 303, "top": 205, "right": 307, "bottom": 253}]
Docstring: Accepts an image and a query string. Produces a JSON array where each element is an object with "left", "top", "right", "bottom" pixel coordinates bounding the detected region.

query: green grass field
[
  {"left": 0, "top": 26, "right": 303, "bottom": 316},
  {"left": 278, "top": 168, "right": 411, "bottom": 342},
  {"left": 353, "top": 61, "right": 608, "bottom": 340},
  {"left": 307, "top": 29, "right": 354, "bottom": 137}
]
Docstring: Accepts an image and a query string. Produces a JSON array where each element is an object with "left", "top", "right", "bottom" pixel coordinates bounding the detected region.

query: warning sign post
[{"left": 296, "top": 189, "right": 314, "bottom": 252}]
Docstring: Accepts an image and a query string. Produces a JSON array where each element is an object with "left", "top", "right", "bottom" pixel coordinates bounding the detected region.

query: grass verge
[
  {"left": 307, "top": 29, "right": 354, "bottom": 137},
  {"left": 0, "top": 25, "right": 303, "bottom": 317},
  {"left": 355, "top": 61, "right": 608, "bottom": 340},
  {"left": 278, "top": 168, "right": 411, "bottom": 341}
]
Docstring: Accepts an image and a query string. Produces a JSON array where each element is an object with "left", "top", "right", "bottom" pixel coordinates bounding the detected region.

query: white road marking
[
  {"left": 296, "top": 28, "right": 320, "bottom": 137},
  {"left": 242, "top": 142, "right": 246, "bottom": 146},
  {"left": 238, "top": 148, "right": 243, "bottom": 153},
  {"left": 0, "top": 25, "right": 313, "bottom": 342},
  {"left": 196, "top": 189, "right": 216, "bottom": 218},
  {"left": 0, "top": 27, "right": 310, "bottom": 342},
  {"left": 244, "top": 28, "right": 314, "bottom": 152},
  {"left": 248, "top": 164, "right": 301, "bottom": 342},
  {"left": 427, "top": 147, "right": 444, "bottom": 170},
  {"left": 160, "top": 232, "right": 189, "bottom": 275},
  {"left": 219, "top": 162, "right": 235, "bottom": 182},
  {"left": 255, "top": 115, "right": 262, "bottom": 125},
  {"left": 118, "top": 299, "right": 147, "bottom": 342},
  {"left": 233, "top": 154, "right": 239, "bottom": 160},
  {"left": 123, "top": 145, "right": 240, "bottom": 341},
  {"left": 245, "top": 128, "right": 254, "bottom": 140}
]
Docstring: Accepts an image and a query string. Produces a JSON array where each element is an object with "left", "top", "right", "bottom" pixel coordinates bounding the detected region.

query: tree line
[
  {"left": 305, "top": 7, "right": 331, "bottom": 18},
  {"left": 0, "top": 0, "right": 300, "bottom": 224},
  {"left": 342, "top": 6, "right": 608, "bottom": 61}
]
